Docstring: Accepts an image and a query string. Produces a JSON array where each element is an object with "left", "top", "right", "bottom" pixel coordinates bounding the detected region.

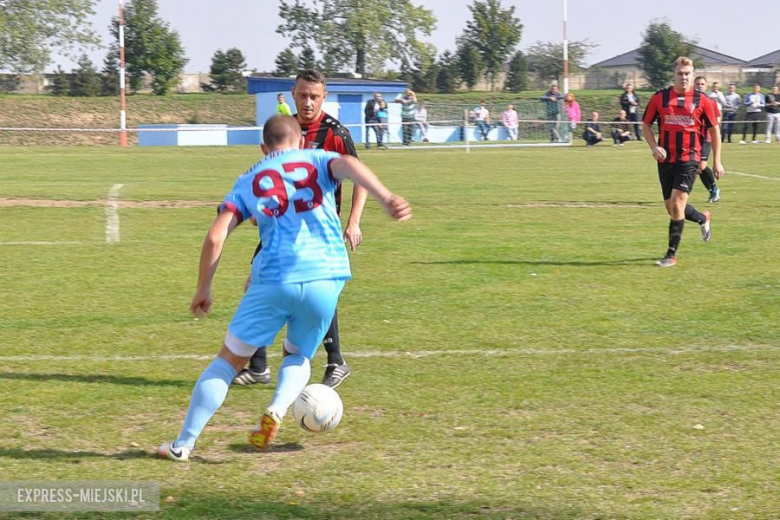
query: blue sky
[{"left": 53, "top": 0, "right": 774, "bottom": 73}]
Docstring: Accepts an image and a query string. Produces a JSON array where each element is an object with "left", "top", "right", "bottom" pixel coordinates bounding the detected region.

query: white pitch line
[
  {"left": 105, "top": 184, "right": 124, "bottom": 244},
  {"left": 0, "top": 344, "right": 775, "bottom": 363},
  {"left": 731, "top": 171, "right": 780, "bottom": 181}
]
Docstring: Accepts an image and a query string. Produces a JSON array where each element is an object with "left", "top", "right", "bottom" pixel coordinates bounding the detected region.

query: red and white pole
[
  {"left": 118, "top": 0, "right": 127, "bottom": 146},
  {"left": 562, "top": 0, "right": 569, "bottom": 94}
]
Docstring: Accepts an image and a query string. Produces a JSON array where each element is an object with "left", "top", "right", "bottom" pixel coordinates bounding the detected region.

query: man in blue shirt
[{"left": 158, "top": 115, "right": 412, "bottom": 460}]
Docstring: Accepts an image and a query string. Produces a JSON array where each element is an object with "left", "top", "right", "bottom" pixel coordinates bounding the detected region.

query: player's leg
[
  {"left": 656, "top": 163, "right": 697, "bottom": 266},
  {"left": 250, "top": 279, "right": 345, "bottom": 449},
  {"left": 159, "top": 285, "right": 285, "bottom": 460}
]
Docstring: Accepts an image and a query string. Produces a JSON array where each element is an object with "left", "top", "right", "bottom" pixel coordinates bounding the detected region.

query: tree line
[{"left": 0, "top": 0, "right": 703, "bottom": 96}]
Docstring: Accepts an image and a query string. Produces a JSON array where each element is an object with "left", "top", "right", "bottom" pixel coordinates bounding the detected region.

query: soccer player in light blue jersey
[{"left": 158, "top": 115, "right": 411, "bottom": 460}]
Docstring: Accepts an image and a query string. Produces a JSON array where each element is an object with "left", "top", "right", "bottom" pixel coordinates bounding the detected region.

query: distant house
[
  {"left": 745, "top": 49, "right": 780, "bottom": 86},
  {"left": 585, "top": 45, "right": 748, "bottom": 89}
]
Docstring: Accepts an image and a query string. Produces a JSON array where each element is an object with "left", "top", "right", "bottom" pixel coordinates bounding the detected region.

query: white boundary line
[
  {"left": 105, "top": 184, "right": 123, "bottom": 244},
  {"left": 0, "top": 241, "right": 87, "bottom": 246},
  {"left": 730, "top": 170, "right": 780, "bottom": 182},
  {"left": 0, "top": 344, "right": 775, "bottom": 363}
]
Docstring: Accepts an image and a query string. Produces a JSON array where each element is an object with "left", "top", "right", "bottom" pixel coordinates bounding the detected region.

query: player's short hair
[
  {"left": 295, "top": 69, "right": 327, "bottom": 88},
  {"left": 263, "top": 115, "right": 302, "bottom": 147},
  {"left": 674, "top": 56, "right": 693, "bottom": 69},
  {"left": 695, "top": 75, "right": 706, "bottom": 83}
]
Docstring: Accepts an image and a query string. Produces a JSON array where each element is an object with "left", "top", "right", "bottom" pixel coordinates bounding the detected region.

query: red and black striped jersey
[
  {"left": 642, "top": 87, "right": 718, "bottom": 163},
  {"left": 298, "top": 112, "right": 358, "bottom": 214}
]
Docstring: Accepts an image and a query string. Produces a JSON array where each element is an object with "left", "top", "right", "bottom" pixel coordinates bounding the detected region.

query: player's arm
[
  {"left": 337, "top": 130, "right": 369, "bottom": 251},
  {"left": 330, "top": 156, "right": 412, "bottom": 222},
  {"left": 191, "top": 210, "right": 240, "bottom": 317},
  {"left": 642, "top": 95, "right": 666, "bottom": 161},
  {"left": 705, "top": 104, "right": 725, "bottom": 179}
]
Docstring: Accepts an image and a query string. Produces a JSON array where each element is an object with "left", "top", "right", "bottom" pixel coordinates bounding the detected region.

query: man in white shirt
[{"left": 414, "top": 102, "right": 429, "bottom": 142}]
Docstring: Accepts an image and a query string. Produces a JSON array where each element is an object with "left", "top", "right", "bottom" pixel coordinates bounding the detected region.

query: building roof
[
  {"left": 247, "top": 76, "right": 408, "bottom": 95},
  {"left": 748, "top": 49, "right": 780, "bottom": 67},
  {"left": 591, "top": 45, "right": 747, "bottom": 68}
]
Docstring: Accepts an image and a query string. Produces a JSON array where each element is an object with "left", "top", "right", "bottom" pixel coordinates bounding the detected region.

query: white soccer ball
[{"left": 292, "top": 384, "right": 344, "bottom": 433}]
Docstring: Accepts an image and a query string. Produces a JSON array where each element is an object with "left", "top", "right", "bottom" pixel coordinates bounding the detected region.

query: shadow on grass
[
  {"left": 123, "top": 495, "right": 586, "bottom": 520},
  {"left": 413, "top": 257, "right": 656, "bottom": 267},
  {"left": 227, "top": 442, "right": 304, "bottom": 454},
  {"left": 0, "top": 447, "right": 149, "bottom": 460},
  {"left": 0, "top": 372, "right": 191, "bottom": 387}
]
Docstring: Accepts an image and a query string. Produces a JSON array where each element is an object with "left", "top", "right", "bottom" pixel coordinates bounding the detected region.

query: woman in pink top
[
  {"left": 564, "top": 93, "right": 581, "bottom": 143},
  {"left": 502, "top": 104, "right": 519, "bottom": 140}
]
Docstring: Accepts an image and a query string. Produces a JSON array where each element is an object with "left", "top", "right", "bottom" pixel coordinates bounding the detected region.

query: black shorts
[
  {"left": 658, "top": 161, "right": 698, "bottom": 200},
  {"left": 700, "top": 141, "right": 711, "bottom": 161}
]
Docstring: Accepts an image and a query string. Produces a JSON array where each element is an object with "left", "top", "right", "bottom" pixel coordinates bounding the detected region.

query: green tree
[
  {"left": 637, "top": 22, "right": 698, "bottom": 89},
  {"left": 70, "top": 54, "right": 101, "bottom": 96},
  {"left": 298, "top": 46, "right": 318, "bottom": 70},
  {"left": 459, "top": 0, "right": 522, "bottom": 90},
  {"left": 456, "top": 42, "right": 483, "bottom": 90},
  {"left": 526, "top": 40, "right": 597, "bottom": 83},
  {"left": 436, "top": 51, "right": 461, "bottom": 93},
  {"left": 277, "top": 0, "right": 436, "bottom": 76},
  {"left": 0, "top": 74, "right": 21, "bottom": 93},
  {"left": 109, "top": 0, "right": 188, "bottom": 95},
  {"left": 504, "top": 50, "right": 528, "bottom": 92},
  {"left": 50, "top": 66, "right": 70, "bottom": 96},
  {"left": 0, "top": 0, "right": 100, "bottom": 74},
  {"left": 101, "top": 50, "right": 120, "bottom": 96},
  {"left": 274, "top": 48, "right": 298, "bottom": 77},
  {"left": 208, "top": 48, "right": 247, "bottom": 93}
]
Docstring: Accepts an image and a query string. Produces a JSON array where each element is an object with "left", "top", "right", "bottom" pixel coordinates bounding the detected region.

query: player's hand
[
  {"left": 249, "top": 216, "right": 258, "bottom": 226},
  {"left": 382, "top": 195, "right": 412, "bottom": 222},
  {"left": 713, "top": 162, "right": 725, "bottom": 180},
  {"left": 190, "top": 289, "right": 213, "bottom": 318},
  {"left": 343, "top": 222, "right": 363, "bottom": 251},
  {"left": 652, "top": 147, "right": 667, "bottom": 162}
]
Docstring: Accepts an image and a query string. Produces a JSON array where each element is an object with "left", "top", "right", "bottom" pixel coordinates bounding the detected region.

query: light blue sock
[
  {"left": 269, "top": 354, "right": 311, "bottom": 418},
  {"left": 175, "top": 356, "right": 236, "bottom": 449}
]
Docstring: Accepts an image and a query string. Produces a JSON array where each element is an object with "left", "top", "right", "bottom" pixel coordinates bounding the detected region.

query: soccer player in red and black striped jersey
[
  {"left": 234, "top": 69, "right": 367, "bottom": 388},
  {"left": 641, "top": 57, "right": 725, "bottom": 267}
]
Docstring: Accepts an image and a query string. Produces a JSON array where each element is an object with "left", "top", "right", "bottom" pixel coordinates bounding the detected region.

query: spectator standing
[
  {"left": 364, "top": 92, "right": 383, "bottom": 149},
  {"left": 741, "top": 84, "right": 765, "bottom": 144},
  {"left": 540, "top": 84, "right": 563, "bottom": 142},
  {"left": 502, "top": 104, "right": 519, "bottom": 140},
  {"left": 722, "top": 83, "right": 741, "bottom": 143},
  {"left": 583, "top": 111, "right": 603, "bottom": 147},
  {"left": 563, "top": 93, "right": 581, "bottom": 143},
  {"left": 394, "top": 88, "right": 417, "bottom": 146},
  {"left": 619, "top": 83, "right": 643, "bottom": 141},
  {"left": 376, "top": 99, "right": 388, "bottom": 148},
  {"left": 276, "top": 93, "right": 292, "bottom": 116},
  {"left": 764, "top": 85, "right": 780, "bottom": 144}
]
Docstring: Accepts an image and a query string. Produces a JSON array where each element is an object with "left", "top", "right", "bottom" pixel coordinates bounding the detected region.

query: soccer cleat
[
  {"left": 322, "top": 361, "right": 351, "bottom": 388},
  {"left": 249, "top": 409, "right": 281, "bottom": 450},
  {"left": 739, "top": 140, "right": 747, "bottom": 145},
  {"left": 233, "top": 367, "right": 271, "bottom": 386},
  {"left": 157, "top": 441, "right": 191, "bottom": 462},
  {"left": 700, "top": 211, "right": 712, "bottom": 242},
  {"left": 766, "top": 138, "right": 772, "bottom": 144},
  {"left": 708, "top": 186, "right": 720, "bottom": 203},
  {"left": 655, "top": 255, "right": 677, "bottom": 268}
]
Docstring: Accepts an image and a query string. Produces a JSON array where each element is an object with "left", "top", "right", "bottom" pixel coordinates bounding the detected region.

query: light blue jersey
[{"left": 220, "top": 148, "right": 351, "bottom": 284}]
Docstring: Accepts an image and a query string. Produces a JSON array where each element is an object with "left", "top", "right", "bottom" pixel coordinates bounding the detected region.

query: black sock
[
  {"left": 667, "top": 219, "right": 685, "bottom": 257},
  {"left": 699, "top": 167, "right": 716, "bottom": 190},
  {"left": 324, "top": 311, "right": 344, "bottom": 365},
  {"left": 249, "top": 348, "right": 267, "bottom": 372},
  {"left": 684, "top": 204, "right": 706, "bottom": 224}
]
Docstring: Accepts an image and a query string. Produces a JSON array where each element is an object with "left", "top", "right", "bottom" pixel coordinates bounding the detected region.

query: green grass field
[{"left": 1, "top": 141, "right": 779, "bottom": 519}]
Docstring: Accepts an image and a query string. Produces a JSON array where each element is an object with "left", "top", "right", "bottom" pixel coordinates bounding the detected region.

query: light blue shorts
[{"left": 225, "top": 279, "right": 346, "bottom": 360}]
